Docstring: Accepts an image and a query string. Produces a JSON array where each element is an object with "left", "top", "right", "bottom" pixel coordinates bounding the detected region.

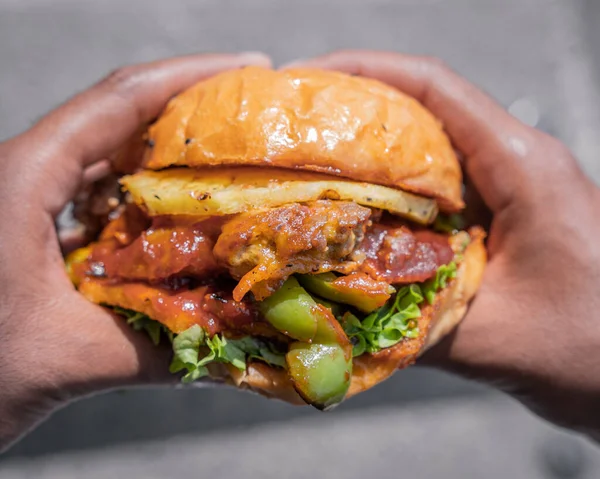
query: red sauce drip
[
  {"left": 203, "top": 291, "right": 258, "bottom": 332},
  {"left": 332, "top": 272, "right": 390, "bottom": 294},
  {"left": 80, "top": 279, "right": 258, "bottom": 336}
]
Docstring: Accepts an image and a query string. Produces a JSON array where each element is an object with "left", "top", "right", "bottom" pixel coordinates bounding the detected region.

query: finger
[
  {"left": 82, "top": 159, "right": 111, "bottom": 186},
  {"left": 32, "top": 52, "right": 271, "bottom": 166},
  {"left": 57, "top": 225, "right": 87, "bottom": 255},
  {"left": 59, "top": 296, "right": 177, "bottom": 395},
  {"left": 54, "top": 161, "right": 111, "bottom": 255},
  {"left": 288, "top": 50, "right": 551, "bottom": 212},
  {"left": 462, "top": 174, "right": 493, "bottom": 232},
  {"left": 417, "top": 290, "right": 515, "bottom": 391},
  {"left": 12, "top": 52, "right": 271, "bottom": 215}
]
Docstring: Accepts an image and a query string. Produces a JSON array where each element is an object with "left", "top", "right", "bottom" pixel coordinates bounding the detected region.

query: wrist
[
  {"left": 0, "top": 325, "right": 74, "bottom": 452},
  {"left": 0, "top": 368, "right": 65, "bottom": 452}
]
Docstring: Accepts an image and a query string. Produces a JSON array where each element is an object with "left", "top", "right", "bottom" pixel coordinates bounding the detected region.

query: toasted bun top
[{"left": 144, "top": 67, "right": 463, "bottom": 212}]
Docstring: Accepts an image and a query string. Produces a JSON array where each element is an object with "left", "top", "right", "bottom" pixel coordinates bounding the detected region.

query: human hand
[
  {"left": 291, "top": 50, "right": 600, "bottom": 439},
  {"left": 0, "top": 52, "right": 271, "bottom": 452}
]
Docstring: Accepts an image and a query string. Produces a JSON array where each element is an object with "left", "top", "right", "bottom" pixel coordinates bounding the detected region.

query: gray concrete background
[
  {"left": 3, "top": 396, "right": 600, "bottom": 479},
  {"left": 1, "top": 0, "right": 600, "bottom": 477}
]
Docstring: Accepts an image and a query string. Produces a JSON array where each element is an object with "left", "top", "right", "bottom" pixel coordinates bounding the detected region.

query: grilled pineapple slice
[{"left": 121, "top": 167, "right": 438, "bottom": 224}]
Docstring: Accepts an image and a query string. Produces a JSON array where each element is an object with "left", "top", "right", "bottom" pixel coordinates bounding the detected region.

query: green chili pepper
[
  {"left": 286, "top": 305, "right": 352, "bottom": 408},
  {"left": 286, "top": 341, "right": 352, "bottom": 410},
  {"left": 312, "top": 303, "right": 348, "bottom": 344},
  {"left": 312, "top": 296, "right": 344, "bottom": 318},
  {"left": 298, "top": 273, "right": 394, "bottom": 313},
  {"left": 259, "top": 277, "right": 318, "bottom": 342},
  {"left": 259, "top": 278, "right": 353, "bottom": 409}
]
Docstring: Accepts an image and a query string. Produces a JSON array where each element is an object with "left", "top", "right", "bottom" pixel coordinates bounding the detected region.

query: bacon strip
[
  {"left": 355, "top": 224, "right": 454, "bottom": 284},
  {"left": 81, "top": 212, "right": 226, "bottom": 283},
  {"left": 74, "top": 202, "right": 454, "bottom": 315},
  {"left": 91, "top": 223, "right": 223, "bottom": 282}
]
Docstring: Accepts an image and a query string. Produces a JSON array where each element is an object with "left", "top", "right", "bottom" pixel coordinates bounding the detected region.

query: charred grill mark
[
  {"left": 210, "top": 293, "right": 227, "bottom": 303},
  {"left": 195, "top": 192, "right": 211, "bottom": 201}
]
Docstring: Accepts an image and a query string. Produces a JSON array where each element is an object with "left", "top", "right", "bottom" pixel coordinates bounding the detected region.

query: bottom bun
[{"left": 215, "top": 228, "right": 487, "bottom": 405}]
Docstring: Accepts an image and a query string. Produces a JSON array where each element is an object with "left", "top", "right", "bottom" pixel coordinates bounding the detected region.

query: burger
[{"left": 66, "top": 67, "right": 487, "bottom": 409}]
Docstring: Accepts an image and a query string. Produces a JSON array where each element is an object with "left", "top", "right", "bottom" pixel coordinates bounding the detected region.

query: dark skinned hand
[
  {"left": 3, "top": 48, "right": 600, "bottom": 452},
  {"left": 0, "top": 52, "right": 272, "bottom": 452},
  {"left": 292, "top": 50, "right": 600, "bottom": 441}
]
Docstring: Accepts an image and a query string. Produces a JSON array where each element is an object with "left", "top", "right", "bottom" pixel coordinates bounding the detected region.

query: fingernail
[{"left": 237, "top": 51, "right": 271, "bottom": 67}]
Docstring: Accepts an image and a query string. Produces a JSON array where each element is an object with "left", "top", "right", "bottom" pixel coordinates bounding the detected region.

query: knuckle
[
  {"left": 524, "top": 131, "right": 582, "bottom": 192},
  {"left": 419, "top": 56, "right": 449, "bottom": 74},
  {"left": 98, "top": 65, "right": 147, "bottom": 122},
  {"left": 101, "top": 65, "right": 140, "bottom": 93},
  {"left": 0, "top": 140, "right": 17, "bottom": 170},
  {"left": 327, "top": 49, "right": 360, "bottom": 59},
  {"left": 322, "top": 49, "right": 361, "bottom": 68},
  {"left": 535, "top": 132, "right": 573, "bottom": 159},
  {"left": 342, "top": 49, "right": 369, "bottom": 59},
  {"left": 410, "top": 56, "right": 452, "bottom": 105},
  {"left": 549, "top": 137, "right": 572, "bottom": 158},
  {"left": 508, "top": 126, "right": 540, "bottom": 152}
]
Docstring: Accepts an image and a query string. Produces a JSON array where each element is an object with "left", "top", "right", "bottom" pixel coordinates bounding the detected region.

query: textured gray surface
[
  {"left": 1, "top": 396, "right": 598, "bottom": 479},
  {"left": 1, "top": 0, "right": 600, "bottom": 475}
]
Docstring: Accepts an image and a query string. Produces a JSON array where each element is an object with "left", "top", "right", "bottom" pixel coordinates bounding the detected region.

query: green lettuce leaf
[
  {"left": 341, "top": 285, "right": 423, "bottom": 356},
  {"left": 169, "top": 325, "right": 287, "bottom": 384},
  {"left": 422, "top": 261, "right": 457, "bottom": 304},
  {"left": 111, "top": 306, "right": 172, "bottom": 345},
  {"left": 112, "top": 305, "right": 287, "bottom": 384},
  {"left": 226, "top": 337, "right": 287, "bottom": 368},
  {"left": 169, "top": 325, "right": 209, "bottom": 383},
  {"left": 341, "top": 262, "right": 458, "bottom": 357},
  {"left": 204, "top": 335, "right": 246, "bottom": 370}
]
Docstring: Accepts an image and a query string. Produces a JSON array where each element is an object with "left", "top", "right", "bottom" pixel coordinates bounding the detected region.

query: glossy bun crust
[
  {"left": 221, "top": 228, "right": 486, "bottom": 405},
  {"left": 144, "top": 67, "right": 464, "bottom": 212}
]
